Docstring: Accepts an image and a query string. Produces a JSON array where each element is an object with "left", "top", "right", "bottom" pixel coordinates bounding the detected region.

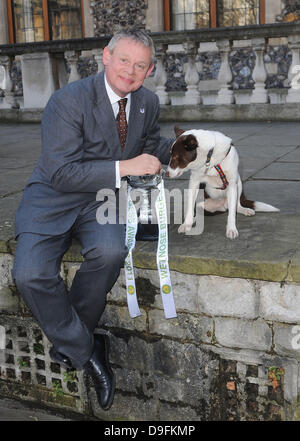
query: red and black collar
[{"left": 205, "top": 145, "right": 232, "bottom": 190}]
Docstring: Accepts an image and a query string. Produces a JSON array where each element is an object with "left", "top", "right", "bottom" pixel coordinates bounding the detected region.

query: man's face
[{"left": 102, "top": 38, "right": 154, "bottom": 97}]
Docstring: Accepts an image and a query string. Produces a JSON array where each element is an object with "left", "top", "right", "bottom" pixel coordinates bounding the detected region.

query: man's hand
[{"left": 119, "top": 153, "right": 162, "bottom": 177}]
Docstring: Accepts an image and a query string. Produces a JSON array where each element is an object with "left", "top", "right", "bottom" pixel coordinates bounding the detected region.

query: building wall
[
  {"left": 0, "top": 251, "right": 300, "bottom": 420},
  {"left": 0, "top": 1, "right": 297, "bottom": 46},
  {"left": 89, "top": 0, "right": 148, "bottom": 37}
]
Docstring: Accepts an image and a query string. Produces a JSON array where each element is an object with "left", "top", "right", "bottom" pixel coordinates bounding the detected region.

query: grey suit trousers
[{"left": 12, "top": 200, "right": 127, "bottom": 368}]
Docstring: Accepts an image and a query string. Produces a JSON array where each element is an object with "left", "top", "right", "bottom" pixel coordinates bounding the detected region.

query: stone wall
[
  {"left": 90, "top": 0, "right": 148, "bottom": 36},
  {"left": 0, "top": 251, "right": 300, "bottom": 421}
]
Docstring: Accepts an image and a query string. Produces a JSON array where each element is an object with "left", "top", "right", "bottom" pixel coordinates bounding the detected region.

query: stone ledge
[
  {"left": 3, "top": 211, "right": 300, "bottom": 284},
  {"left": 160, "top": 103, "right": 300, "bottom": 122},
  {"left": 1, "top": 103, "right": 300, "bottom": 124}
]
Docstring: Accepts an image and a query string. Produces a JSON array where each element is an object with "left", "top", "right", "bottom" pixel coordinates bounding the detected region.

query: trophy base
[{"left": 136, "top": 223, "right": 159, "bottom": 241}]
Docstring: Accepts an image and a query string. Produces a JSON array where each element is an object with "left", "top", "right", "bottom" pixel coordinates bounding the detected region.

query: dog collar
[
  {"left": 214, "top": 164, "right": 229, "bottom": 190},
  {"left": 205, "top": 148, "right": 214, "bottom": 168},
  {"left": 214, "top": 145, "right": 232, "bottom": 190}
]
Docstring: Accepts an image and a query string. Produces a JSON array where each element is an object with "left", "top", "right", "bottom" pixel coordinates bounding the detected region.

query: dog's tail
[
  {"left": 240, "top": 193, "right": 279, "bottom": 212},
  {"left": 253, "top": 201, "right": 280, "bottom": 212}
]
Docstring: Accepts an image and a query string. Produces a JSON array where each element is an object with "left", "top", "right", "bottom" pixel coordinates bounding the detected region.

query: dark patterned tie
[{"left": 116, "top": 98, "right": 128, "bottom": 151}]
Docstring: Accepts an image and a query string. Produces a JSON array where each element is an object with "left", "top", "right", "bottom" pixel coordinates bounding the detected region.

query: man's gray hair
[{"left": 107, "top": 28, "right": 156, "bottom": 65}]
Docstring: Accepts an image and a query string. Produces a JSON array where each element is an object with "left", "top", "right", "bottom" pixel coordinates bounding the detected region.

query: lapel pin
[{"left": 140, "top": 107, "right": 145, "bottom": 114}]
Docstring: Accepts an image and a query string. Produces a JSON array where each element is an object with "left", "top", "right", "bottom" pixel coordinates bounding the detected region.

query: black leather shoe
[
  {"left": 84, "top": 333, "right": 115, "bottom": 411},
  {"left": 49, "top": 346, "right": 74, "bottom": 369}
]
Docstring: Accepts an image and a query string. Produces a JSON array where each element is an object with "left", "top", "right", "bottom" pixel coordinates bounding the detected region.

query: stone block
[
  {"left": 108, "top": 333, "right": 154, "bottom": 374},
  {"left": 149, "top": 309, "right": 213, "bottom": 343},
  {"left": 21, "top": 52, "right": 55, "bottom": 108},
  {"left": 114, "top": 367, "right": 142, "bottom": 395},
  {"left": 64, "top": 262, "right": 80, "bottom": 290},
  {"left": 198, "top": 275, "right": 259, "bottom": 319},
  {"left": 156, "top": 270, "right": 199, "bottom": 313},
  {"left": 273, "top": 323, "right": 300, "bottom": 360},
  {"left": 158, "top": 402, "right": 199, "bottom": 421},
  {"left": 149, "top": 374, "right": 212, "bottom": 408},
  {"left": 89, "top": 389, "right": 158, "bottom": 421},
  {"left": 214, "top": 317, "right": 272, "bottom": 351},
  {"left": 259, "top": 281, "right": 300, "bottom": 323},
  {"left": 152, "top": 339, "right": 219, "bottom": 381},
  {"left": 99, "top": 304, "right": 147, "bottom": 333},
  {"left": 110, "top": 268, "right": 199, "bottom": 313},
  {"left": 0, "top": 253, "right": 19, "bottom": 313},
  {"left": 0, "top": 325, "right": 5, "bottom": 350},
  {"left": 109, "top": 268, "right": 127, "bottom": 303}
]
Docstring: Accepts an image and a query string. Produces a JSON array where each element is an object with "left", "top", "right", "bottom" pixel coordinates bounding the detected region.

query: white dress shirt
[{"left": 104, "top": 75, "right": 131, "bottom": 188}]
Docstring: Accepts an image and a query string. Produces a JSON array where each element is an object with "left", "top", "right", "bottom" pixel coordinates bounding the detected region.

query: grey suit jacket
[{"left": 15, "top": 71, "right": 172, "bottom": 237}]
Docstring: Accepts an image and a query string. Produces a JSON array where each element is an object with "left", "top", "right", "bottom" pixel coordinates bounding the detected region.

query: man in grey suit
[{"left": 12, "top": 29, "right": 172, "bottom": 410}]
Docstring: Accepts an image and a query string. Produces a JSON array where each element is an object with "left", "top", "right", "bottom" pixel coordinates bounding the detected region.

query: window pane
[
  {"left": 218, "top": 0, "right": 259, "bottom": 27},
  {"left": 13, "top": 0, "right": 44, "bottom": 43},
  {"left": 173, "top": 13, "right": 185, "bottom": 30},
  {"left": 185, "top": 13, "right": 195, "bottom": 29},
  {"left": 172, "top": 0, "right": 209, "bottom": 30},
  {"left": 173, "top": 0, "right": 185, "bottom": 14},
  {"left": 48, "top": 0, "right": 82, "bottom": 40},
  {"left": 185, "top": 0, "right": 197, "bottom": 13}
]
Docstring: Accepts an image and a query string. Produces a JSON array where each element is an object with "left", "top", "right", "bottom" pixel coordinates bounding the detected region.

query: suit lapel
[
  {"left": 123, "top": 91, "right": 145, "bottom": 158},
  {"left": 92, "top": 72, "right": 121, "bottom": 159}
]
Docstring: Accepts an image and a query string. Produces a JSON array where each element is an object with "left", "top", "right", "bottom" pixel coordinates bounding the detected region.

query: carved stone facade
[
  {"left": 90, "top": 0, "right": 148, "bottom": 36},
  {"left": 276, "top": 0, "right": 300, "bottom": 22}
]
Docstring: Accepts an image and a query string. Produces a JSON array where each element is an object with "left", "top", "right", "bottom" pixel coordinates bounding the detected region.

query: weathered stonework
[
  {"left": 90, "top": 0, "right": 148, "bottom": 37},
  {"left": 276, "top": 0, "right": 300, "bottom": 22},
  {"left": 0, "top": 251, "right": 300, "bottom": 420}
]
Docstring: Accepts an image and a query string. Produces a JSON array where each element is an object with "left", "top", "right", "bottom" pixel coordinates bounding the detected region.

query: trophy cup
[{"left": 126, "top": 172, "right": 164, "bottom": 241}]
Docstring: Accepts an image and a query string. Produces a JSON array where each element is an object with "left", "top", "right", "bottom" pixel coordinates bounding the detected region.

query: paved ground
[
  {"left": 1, "top": 120, "right": 300, "bottom": 248},
  {"left": 0, "top": 120, "right": 300, "bottom": 419},
  {"left": 0, "top": 397, "right": 74, "bottom": 421}
]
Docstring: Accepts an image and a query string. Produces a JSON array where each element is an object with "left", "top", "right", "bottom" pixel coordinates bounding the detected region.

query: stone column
[
  {"left": 154, "top": 43, "right": 170, "bottom": 105},
  {"left": 286, "top": 35, "right": 300, "bottom": 103},
  {"left": 20, "top": 52, "right": 56, "bottom": 108},
  {"left": 182, "top": 41, "right": 201, "bottom": 105},
  {"left": 65, "top": 51, "right": 81, "bottom": 83},
  {"left": 0, "top": 55, "right": 16, "bottom": 108},
  {"left": 216, "top": 39, "right": 234, "bottom": 105},
  {"left": 250, "top": 38, "right": 268, "bottom": 104},
  {"left": 92, "top": 48, "right": 104, "bottom": 73}
]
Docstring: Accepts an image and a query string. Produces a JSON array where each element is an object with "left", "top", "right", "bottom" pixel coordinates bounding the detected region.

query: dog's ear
[
  {"left": 184, "top": 134, "right": 198, "bottom": 151},
  {"left": 174, "top": 125, "right": 185, "bottom": 138}
]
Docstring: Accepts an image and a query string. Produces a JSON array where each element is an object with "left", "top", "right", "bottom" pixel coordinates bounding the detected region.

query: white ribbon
[
  {"left": 125, "top": 179, "right": 177, "bottom": 319},
  {"left": 124, "top": 190, "right": 141, "bottom": 318}
]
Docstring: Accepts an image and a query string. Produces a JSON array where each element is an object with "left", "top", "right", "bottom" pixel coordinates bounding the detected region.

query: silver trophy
[{"left": 126, "top": 171, "right": 164, "bottom": 241}]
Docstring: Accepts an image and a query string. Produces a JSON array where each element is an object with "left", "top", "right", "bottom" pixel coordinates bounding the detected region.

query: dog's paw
[
  {"left": 178, "top": 223, "right": 192, "bottom": 234},
  {"left": 226, "top": 226, "right": 239, "bottom": 239},
  {"left": 238, "top": 207, "right": 255, "bottom": 217}
]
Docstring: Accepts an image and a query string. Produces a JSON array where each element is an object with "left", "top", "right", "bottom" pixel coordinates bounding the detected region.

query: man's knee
[
  {"left": 85, "top": 243, "right": 128, "bottom": 270},
  {"left": 12, "top": 264, "right": 32, "bottom": 294},
  {"left": 12, "top": 260, "right": 61, "bottom": 295}
]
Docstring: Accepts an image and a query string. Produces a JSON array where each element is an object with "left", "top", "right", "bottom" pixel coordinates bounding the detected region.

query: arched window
[
  {"left": 6, "top": 0, "right": 84, "bottom": 43},
  {"left": 164, "top": 0, "right": 265, "bottom": 31}
]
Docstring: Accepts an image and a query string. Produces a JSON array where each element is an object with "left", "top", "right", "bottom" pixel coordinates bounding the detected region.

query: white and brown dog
[{"left": 167, "top": 126, "right": 279, "bottom": 239}]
